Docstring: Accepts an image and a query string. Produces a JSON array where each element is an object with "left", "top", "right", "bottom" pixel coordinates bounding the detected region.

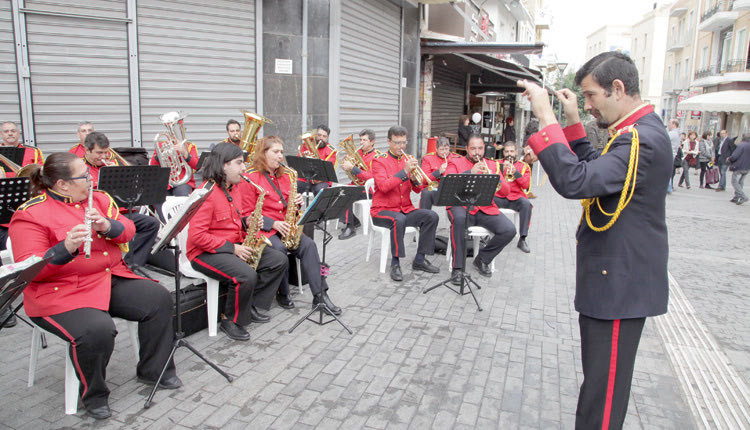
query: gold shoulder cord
[{"left": 580, "top": 126, "right": 640, "bottom": 232}]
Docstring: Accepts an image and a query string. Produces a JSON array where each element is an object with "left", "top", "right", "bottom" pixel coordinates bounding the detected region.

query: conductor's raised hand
[
  {"left": 517, "top": 79, "right": 557, "bottom": 128},
  {"left": 555, "top": 88, "right": 581, "bottom": 125}
]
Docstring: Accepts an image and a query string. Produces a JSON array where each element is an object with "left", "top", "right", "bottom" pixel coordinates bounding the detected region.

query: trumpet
[
  {"left": 83, "top": 182, "right": 93, "bottom": 259},
  {"left": 478, "top": 158, "right": 503, "bottom": 192},
  {"left": 503, "top": 155, "right": 517, "bottom": 182},
  {"left": 403, "top": 154, "right": 433, "bottom": 189}
]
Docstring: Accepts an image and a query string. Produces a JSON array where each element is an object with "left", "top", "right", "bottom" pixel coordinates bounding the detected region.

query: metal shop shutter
[
  {"left": 340, "top": 0, "right": 401, "bottom": 152},
  {"left": 431, "top": 63, "right": 464, "bottom": 138},
  {"left": 0, "top": 3, "right": 21, "bottom": 128},
  {"left": 24, "top": 0, "right": 131, "bottom": 152},
  {"left": 137, "top": 0, "right": 256, "bottom": 152}
]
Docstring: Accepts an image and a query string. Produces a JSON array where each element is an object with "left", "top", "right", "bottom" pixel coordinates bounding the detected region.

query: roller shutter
[
  {"left": 339, "top": 0, "right": 401, "bottom": 151},
  {"left": 137, "top": 0, "right": 256, "bottom": 151},
  {"left": 431, "top": 63, "right": 464, "bottom": 138},
  {"left": 24, "top": 0, "right": 131, "bottom": 151},
  {"left": 0, "top": 3, "right": 21, "bottom": 128}
]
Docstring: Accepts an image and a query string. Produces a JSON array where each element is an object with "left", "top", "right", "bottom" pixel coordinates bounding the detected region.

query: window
[
  {"left": 721, "top": 36, "right": 732, "bottom": 70},
  {"left": 735, "top": 29, "right": 747, "bottom": 63},
  {"left": 701, "top": 46, "right": 709, "bottom": 69},
  {"left": 684, "top": 58, "right": 689, "bottom": 79}
]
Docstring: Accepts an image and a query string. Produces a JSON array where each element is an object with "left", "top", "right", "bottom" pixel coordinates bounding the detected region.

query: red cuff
[
  {"left": 563, "top": 122, "right": 586, "bottom": 142},
  {"left": 528, "top": 124, "right": 571, "bottom": 154}
]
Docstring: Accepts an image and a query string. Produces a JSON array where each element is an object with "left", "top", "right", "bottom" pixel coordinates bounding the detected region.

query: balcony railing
[
  {"left": 726, "top": 59, "right": 749, "bottom": 72},
  {"left": 694, "top": 67, "right": 717, "bottom": 79},
  {"left": 701, "top": 4, "right": 720, "bottom": 22}
]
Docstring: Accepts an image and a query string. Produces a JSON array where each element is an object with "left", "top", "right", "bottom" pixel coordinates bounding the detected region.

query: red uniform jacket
[
  {"left": 370, "top": 151, "right": 427, "bottom": 216},
  {"left": 68, "top": 143, "right": 86, "bottom": 158},
  {"left": 150, "top": 140, "right": 199, "bottom": 189},
  {"left": 496, "top": 161, "right": 531, "bottom": 201},
  {"left": 298, "top": 143, "right": 338, "bottom": 185},
  {"left": 243, "top": 167, "right": 298, "bottom": 238},
  {"left": 421, "top": 152, "right": 460, "bottom": 183},
  {"left": 186, "top": 181, "right": 247, "bottom": 262},
  {"left": 445, "top": 156, "right": 508, "bottom": 215},
  {"left": 346, "top": 148, "right": 380, "bottom": 185},
  {"left": 10, "top": 189, "right": 139, "bottom": 317},
  {"left": 2, "top": 144, "right": 44, "bottom": 177}
]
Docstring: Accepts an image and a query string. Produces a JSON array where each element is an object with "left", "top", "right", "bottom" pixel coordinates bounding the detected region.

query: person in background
[
  {"left": 210, "top": 119, "right": 242, "bottom": 151},
  {"left": 457, "top": 115, "right": 472, "bottom": 148},
  {"left": 494, "top": 141, "right": 533, "bottom": 253},
  {"left": 522, "top": 118, "right": 540, "bottom": 199},
  {"left": 678, "top": 131, "right": 699, "bottom": 189},
  {"left": 666, "top": 119, "right": 681, "bottom": 194},
  {"left": 698, "top": 131, "right": 714, "bottom": 189},
  {"left": 338, "top": 129, "right": 381, "bottom": 240},
  {"left": 502, "top": 117, "right": 516, "bottom": 143},
  {"left": 728, "top": 133, "right": 750, "bottom": 205},
  {"left": 713, "top": 130, "right": 736, "bottom": 192},
  {"left": 419, "top": 137, "right": 458, "bottom": 210}
]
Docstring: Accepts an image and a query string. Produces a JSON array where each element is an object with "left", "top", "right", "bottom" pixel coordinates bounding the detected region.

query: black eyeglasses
[{"left": 68, "top": 171, "right": 91, "bottom": 181}]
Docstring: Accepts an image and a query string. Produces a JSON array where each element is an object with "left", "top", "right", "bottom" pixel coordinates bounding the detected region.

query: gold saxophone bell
[{"left": 240, "top": 110, "right": 273, "bottom": 161}]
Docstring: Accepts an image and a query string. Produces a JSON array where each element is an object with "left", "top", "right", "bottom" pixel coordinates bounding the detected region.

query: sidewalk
[{"left": 0, "top": 170, "right": 745, "bottom": 429}]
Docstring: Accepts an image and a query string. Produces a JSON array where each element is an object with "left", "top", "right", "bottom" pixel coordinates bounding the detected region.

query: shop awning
[
  {"left": 431, "top": 52, "right": 543, "bottom": 93},
  {"left": 677, "top": 90, "right": 750, "bottom": 112},
  {"left": 422, "top": 41, "right": 545, "bottom": 55}
]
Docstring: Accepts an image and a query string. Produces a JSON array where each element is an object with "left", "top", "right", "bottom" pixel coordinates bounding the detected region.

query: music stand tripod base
[
  {"left": 420, "top": 173, "right": 499, "bottom": 312},
  {"left": 288, "top": 302, "right": 353, "bottom": 334}
]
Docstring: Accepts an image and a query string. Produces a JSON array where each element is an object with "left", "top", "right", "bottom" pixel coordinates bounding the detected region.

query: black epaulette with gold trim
[
  {"left": 375, "top": 152, "right": 388, "bottom": 159},
  {"left": 17, "top": 194, "right": 46, "bottom": 211},
  {"left": 245, "top": 167, "right": 259, "bottom": 174},
  {"left": 201, "top": 181, "right": 216, "bottom": 191}
]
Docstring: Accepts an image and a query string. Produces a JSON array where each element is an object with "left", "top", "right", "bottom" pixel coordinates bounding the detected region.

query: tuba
[
  {"left": 154, "top": 111, "right": 192, "bottom": 187},
  {"left": 240, "top": 110, "right": 273, "bottom": 161},
  {"left": 240, "top": 176, "right": 273, "bottom": 269},
  {"left": 338, "top": 134, "right": 367, "bottom": 185},
  {"left": 299, "top": 131, "right": 320, "bottom": 158}
]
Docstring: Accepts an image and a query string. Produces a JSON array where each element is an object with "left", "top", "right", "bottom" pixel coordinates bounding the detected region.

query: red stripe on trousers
[
  {"left": 372, "top": 214, "right": 398, "bottom": 256},
  {"left": 447, "top": 210, "right": 457, "bottom": 266},
  {"left": 192, "top": 258, "right": 242, "bottom": 324},
  {"left": 602, "top": 319, "right": 620, "bottom": 430},
  {"left": 42, "top": 316, "right": 89, "bottom": 401}
]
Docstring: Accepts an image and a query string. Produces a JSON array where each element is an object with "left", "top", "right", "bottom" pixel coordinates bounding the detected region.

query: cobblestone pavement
[{"left": 0, "top": 168, "right": 745, "bottom": 429}]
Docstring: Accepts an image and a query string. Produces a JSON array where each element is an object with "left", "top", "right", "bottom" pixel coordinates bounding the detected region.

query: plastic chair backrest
[
  {"left": 364, "top": 178, "right": 375, "bottom": 199},
  {"left": 161, "top": 196, "right": 190, "bottom": 269}
]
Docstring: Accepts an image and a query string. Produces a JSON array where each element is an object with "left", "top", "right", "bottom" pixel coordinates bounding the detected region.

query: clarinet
[{"left": 83, "top": 183, "right": 93, "bottom": 259}]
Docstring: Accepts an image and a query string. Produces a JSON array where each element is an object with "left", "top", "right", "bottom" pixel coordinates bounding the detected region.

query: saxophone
[
  {"left": 240, "top": 176, "right": 273, "bottom": 269},
  {"left": 279, "top": 163, "right": 303, "bottom": 250}
]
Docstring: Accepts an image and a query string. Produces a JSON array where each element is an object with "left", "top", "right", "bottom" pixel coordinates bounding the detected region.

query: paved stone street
[{"left": 0, "top": 167, "right": 747, "bottom": 429}]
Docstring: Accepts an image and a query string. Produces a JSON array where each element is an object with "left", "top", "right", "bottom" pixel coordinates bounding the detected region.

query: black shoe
[
  {"left": 338, "top": 226, "right": 356, "bottom": 240},
  {"left": 313, "top": 292, "right": 342, "bottom": 315},
  {"left": 412, "top": 259, "right": 440, "bottom": 273},
  {"left": 450, "top": 269, "right": 463, "bottom": 286},
  {"left": 0, "top": 307, "right": 17, "bottom": 328},
  {"left": 137, "top": 375, "right": 183, "bottom": 390},
  {"left": 276, "top": 293, "right": 295, "bottom": 309},
  {"left": 517, "top": 238, "right": 531, "bottom": 253},
  {"left": 86, "top": 404, "right": 112, "bottom": 420},
  {"left": 730, "top": 197, "right": 739, "bottom": 203},
  {"left": 472, "top": 257, "right": 492, "bottom": 277},
  {"left": 390, "top": 265, "right": 403, "bottom": 282},
  {"left": 249, "top": 306, "right": 270, "bottom": 323},
  {"left": 220, "top": 319, "right": 250, "bottom": 341},
  {"left": 705, "top": 185, "right": 713, "bottom": 189}
]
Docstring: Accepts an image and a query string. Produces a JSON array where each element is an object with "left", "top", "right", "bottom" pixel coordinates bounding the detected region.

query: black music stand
[
  {"left": 144, "top": 189, "right": 232, "bottom": 408},
  {"left": 0, "top": 147, "right": 24, "bottom": 171},
  {"left": 286, "top": 155, "right": 338, "bottom": 240},
  {"left": 98, "top": 166, "right": 170, "bottom": 211},
  {"left": 0, "top": 256, "right": 51, "bottom": 332},
  {"left": 422, "top": 174, "right": 500, "bottom": 311},
  {"left": 0, "top": 177, "right": 34, "bottom": 329},
  {"left": 287, "top": 186, "right": 361, "bottom": 335}
]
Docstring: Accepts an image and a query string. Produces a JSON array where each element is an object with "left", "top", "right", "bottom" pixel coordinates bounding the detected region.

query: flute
[{"left": 83, "top": 183, "right": 93, "bottom": 259}]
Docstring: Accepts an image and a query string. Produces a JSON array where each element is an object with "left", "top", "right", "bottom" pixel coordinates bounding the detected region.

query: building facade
[{"left": 631, "top": 3, "right": 670, "bottom": 117}]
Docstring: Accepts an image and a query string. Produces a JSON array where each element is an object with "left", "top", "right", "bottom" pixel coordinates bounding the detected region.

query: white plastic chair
[
  {"left": 446, "top": 225, "right": 497, "bottom": 273},
  {"left": 28, "top": 321, "right": 138, "bottom": 415},
  {"left": 499, "top": 208, "right": 519, "bottom": 229},
  {"left": 365, "top": 179, "right": 418, "bottom": 273},
  {"left": 353, "top": 179, "right": 375, "bottom": 236}
]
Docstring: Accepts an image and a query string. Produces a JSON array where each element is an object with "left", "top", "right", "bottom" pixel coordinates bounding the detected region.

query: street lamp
[{"left": 555, "top": 62, "right": 568, "bottom": 122}]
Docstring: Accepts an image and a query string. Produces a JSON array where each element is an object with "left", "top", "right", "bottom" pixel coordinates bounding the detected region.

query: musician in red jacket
[
  {"left": 371, "top": 126, "right": 440, "bottom": 282},
  {"left": 494, "top": 141, "right": 533, "bottom": 253},
  {"left": 68, "top": 121, "right": 94, "bottom": 158},
  {"left": 445, "top": 134, "right": 516, "bottom": 284},
  {"left": 245, "top": 136, "right": 341, "bottom": 314},
  {"left": 337, "top": 129, "right": 381, "bottom": 240},
  {"left": 419, "top": 136, "right": 460, "bottom": 210},
  {"left": 79, "top": 132, "right": 160, "bottom": 275},
  {"left": 9, "top": 153, "right": 180, "bottom": 420},
  {"left": 187, "top": 143, "right": 288, "bottom": 341},
  {"left": 297, "top": 125, "right": 338, "bottom": 195},
  {"left": 149, "top": 135, "right": 199, "bottom": 196},
  {"left": 0, "top": 121, "right": 44, "bottom": 177}
]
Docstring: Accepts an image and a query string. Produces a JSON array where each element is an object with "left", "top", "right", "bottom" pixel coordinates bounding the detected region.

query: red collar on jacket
[
  {"left": 47, "top": 188, "right": 75, "bottom": 204},
  {"left": 607, "top": 103, "right": 653, "bottom": 137}
]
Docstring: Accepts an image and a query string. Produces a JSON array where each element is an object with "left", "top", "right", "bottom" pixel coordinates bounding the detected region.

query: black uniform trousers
[
  {"left": 190, "top": 246, "right": 288, "bottom": 325},
  {"left": 371, "top": 209, "right": 438, "bottom": 259},
  {"left": 493, "top": 196, "right": 533, "bottom": 237},
  {"left": 31, "top": 276, "right": 176, "bottom": 410},
  {"left": 297, "top": 181, "right": 328, "bottom": 196},
  {"left": 123, "top": 213, "right": 160, "bottom": 268},
  {"left": 268, "top": 233, "right": 327, "bottom": 296},
  {"left": 419, "top": 190, "right": 438, "bottom": 210},
  {"left": 447, "top": 207, "right": 515, "bottom": 269},
  {"left": 338, "top": 188, "right": 367, "bottom": 227},
  {"left": 576, "top": 315, "right": 645, "bottom": 430}
]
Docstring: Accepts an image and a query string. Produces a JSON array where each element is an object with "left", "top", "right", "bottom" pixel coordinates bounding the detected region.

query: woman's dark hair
[
  {"left": 575, "top": 51, "right": 640, "bottom": 97},
  {"left": 201, "top": 142, "right": 244, "bottom": 185},
  {"left": 251, "top": 136, "right": 285, "bottom": 177},
  {"left": 701, "top": 131, "right": 711, "bottom": 140},
  {"left": 28, "top": 152, "right": 79, "bottom": 196}
]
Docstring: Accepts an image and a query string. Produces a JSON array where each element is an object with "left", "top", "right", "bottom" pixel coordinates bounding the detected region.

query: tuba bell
[
  {"left": 299, "top": 130, "right": 320, "bottom": 158},
  {"left": 240, "top": 110, "right": 273, "bottom": 161},
  {"left": 155, "top": 111, "right": 192, "bottom": 187}
]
